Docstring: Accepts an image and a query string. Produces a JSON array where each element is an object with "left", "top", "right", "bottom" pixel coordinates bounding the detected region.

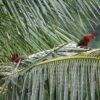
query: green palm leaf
[
  {"left": 0, "top": 0, "right": 100, "bottom": 100},
  {"left": 0, "top": 49, "right": 100, "bottom": 100},
  {"left": 0, "top": 0, "right": 100, "bottom": 62}
]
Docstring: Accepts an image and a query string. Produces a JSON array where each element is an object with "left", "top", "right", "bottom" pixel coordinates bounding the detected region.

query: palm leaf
[
  {"left": 0, "top": 0, "right": 100, "bottom": 62},
  {"left": 0, "top": 0, "right": 100, "bottom": 99},
  {"left": 0, "top": 48, "right": 100, "bottom": 100}
]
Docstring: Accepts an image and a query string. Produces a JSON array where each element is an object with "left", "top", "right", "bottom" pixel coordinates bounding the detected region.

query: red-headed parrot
[
  {"left": 78, "top": 34, "right": 96, "bottom": 48},
  {"left": 78, "top": 24, "right": 100, "bottom": 48}
]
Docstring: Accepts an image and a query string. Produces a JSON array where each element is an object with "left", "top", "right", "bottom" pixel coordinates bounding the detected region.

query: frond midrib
[{"left": 35, "top": 55, "right": 100, "bottom": 66}]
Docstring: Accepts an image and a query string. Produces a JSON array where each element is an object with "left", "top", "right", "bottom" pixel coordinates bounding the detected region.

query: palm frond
[
  {"left": 0, "top": 48, "right": 100, "bottom": 100},
  {"left": 0, "top": 0, "right": 100, "bottom": 62},
  {"left": 0, "top": 0, "right": 100, "bottom": 99}
]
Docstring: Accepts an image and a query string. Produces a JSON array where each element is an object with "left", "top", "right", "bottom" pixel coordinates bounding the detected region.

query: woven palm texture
[{"left": 0, "top": 42, "right": 100, "bottom": 100}]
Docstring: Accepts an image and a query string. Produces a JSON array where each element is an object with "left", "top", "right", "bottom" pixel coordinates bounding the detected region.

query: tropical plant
[
  {"left": 0, "top": 49, "right": 100, "bottom": 100},
  {"left": 0, "top": 0, "right": 100, "bottom": 100},
  {"left": 0, "top": 0, "right": 100, "bottom": 62}
]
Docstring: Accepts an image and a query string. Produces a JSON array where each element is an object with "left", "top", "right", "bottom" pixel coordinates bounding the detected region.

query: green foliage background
[{"left": 0, "top": 0, "right": 100, "bottom": 63}]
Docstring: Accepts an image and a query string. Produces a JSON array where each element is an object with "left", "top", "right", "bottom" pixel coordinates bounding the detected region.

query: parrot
[
  {"left": 10, "top": 54, "right": 22, "bottom": 63},
  {"left": 78, "top": 34, "right": 96, "bottom": 48},
  {"left": 78, "top": 24, "right": 100, "bottom": 48}
]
